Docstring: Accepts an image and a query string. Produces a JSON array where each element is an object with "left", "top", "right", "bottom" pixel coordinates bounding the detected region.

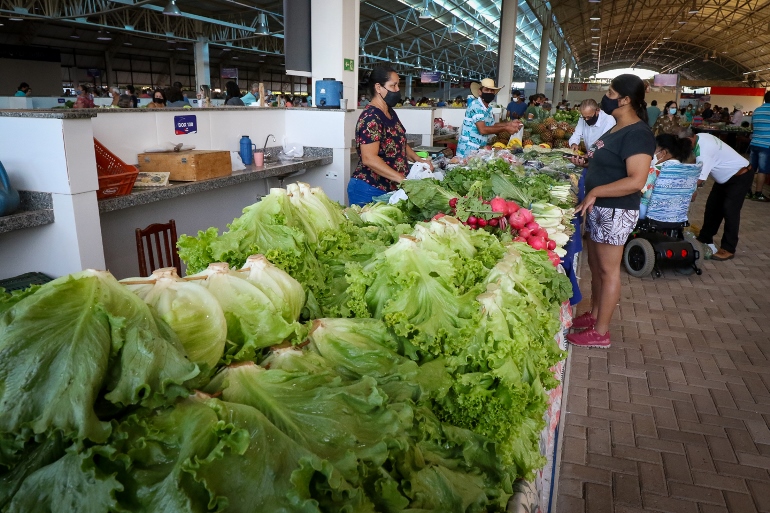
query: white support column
[
  {"left": 562, "top": 64, "right": 571, "bottom": 102},
  {"left": 311, "top": 0, "right": 360, "bottom": 106},
  {"left": 404, "top": 75, "right": 413, "bottom": 100},
  {"left": 536, "top": 17, "right": 552, "bottom": 95},
  {"left": 194, "top": 37, "right": 211, "bottom": 91},
  {"left": 553, "top": 44, "right": 564, "bottom": 105},
  {"left": 444, "top": 79, "right": 451, "bottom": 101},
  {"left": 496, "top": 0, "right": 518, "bottom": 105},
  {"left": 104, "top": 51, "right": 114, "bottom": 89}
]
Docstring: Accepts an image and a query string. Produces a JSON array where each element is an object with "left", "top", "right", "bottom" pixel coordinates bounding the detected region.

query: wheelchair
[{"left": 622, "top": 161, "right": 703, "bottom": 278}]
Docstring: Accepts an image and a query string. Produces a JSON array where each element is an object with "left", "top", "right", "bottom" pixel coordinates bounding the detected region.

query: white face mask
[{"left": 651, "top": 150, "right": 664, "bottom": 167}]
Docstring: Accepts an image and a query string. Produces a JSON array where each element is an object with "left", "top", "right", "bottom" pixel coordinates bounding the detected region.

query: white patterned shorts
[{"left": 586, "top": 206, "right": 639, "bottom": 246}]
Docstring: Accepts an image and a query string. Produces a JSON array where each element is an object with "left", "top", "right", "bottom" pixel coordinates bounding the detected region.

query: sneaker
[
  {"left": 755, "top": 194, "right": 770, "bottom": 202},
  {"left": 566, "top": 328, "right": 611, "bottom": 348},
  {"left": 571, "top": 312, "right": 596, "bottom": 329}
]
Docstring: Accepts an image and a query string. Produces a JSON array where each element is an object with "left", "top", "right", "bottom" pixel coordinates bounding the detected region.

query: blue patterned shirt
[
  {"left": 456, "top": 98, "right": 493, "bottom": 157},
  {"left": 751, "top": 103, "right": 770, "bottom": 149}
]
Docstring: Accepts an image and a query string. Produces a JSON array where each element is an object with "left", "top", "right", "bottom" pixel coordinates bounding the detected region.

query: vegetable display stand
[
  {"left": 94, "top": 138, "right": 139, "bottom": 200},
  {"left": 0, "top": 271, "right": 53, "bottom": 292}
]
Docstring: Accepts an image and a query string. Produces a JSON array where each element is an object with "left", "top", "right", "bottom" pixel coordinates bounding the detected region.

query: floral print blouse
[{"left": 353, "top": 105, "right": 408, "bottom": 192}]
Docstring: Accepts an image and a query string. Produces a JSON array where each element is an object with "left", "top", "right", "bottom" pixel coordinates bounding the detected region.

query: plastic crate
[
  {"left": 0, "top": 272, "right": 53, "bottom": 292},
  {"left": 94, "top": 138, "right": 139, "bottom": 200}
]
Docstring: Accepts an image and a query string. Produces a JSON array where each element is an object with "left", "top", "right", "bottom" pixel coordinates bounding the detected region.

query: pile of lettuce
[{"left": 0, "top": 181, "right": 572, "bottom": 512}]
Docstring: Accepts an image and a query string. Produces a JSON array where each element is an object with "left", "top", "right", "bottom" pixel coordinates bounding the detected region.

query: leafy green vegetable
[
  {"left": 0, "top": 270, "right": 198, "bottom": 444},
  {"left": 240, "top": 254, "right": 306, "bottom": 323},
  {"left": 397, "top": 179, "right": 456, "bottom": 221}
]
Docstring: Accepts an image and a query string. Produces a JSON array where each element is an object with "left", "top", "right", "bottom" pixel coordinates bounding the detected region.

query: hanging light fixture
[
  {"left": 689, "top": 0, "right": 699, "bottom": 14},
  {"left": 449, "top": 17, "right": 460, "bottom": 34},
  {"left": 69, "top": 30, "right": 80, "bottom": 39},
  {"left": 96, "top": 29, "right": 112, "bottom": 41},
  {"left": 471, "top": 33, "right": 483, "bottom": 47},
  {"left": 419, "top": 0, "right": 432, "bottom": 19},
  {"left": 255, "top": 13, "right": 270, "bottom": 35},
  {"left": 163, "top": 0, "right": 182, "bottom": 16}
]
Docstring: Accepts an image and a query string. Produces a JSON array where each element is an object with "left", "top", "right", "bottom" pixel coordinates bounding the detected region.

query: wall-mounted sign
[
  {"left": 87, "top": 68, "right": 101, "bottom": 78},
  {"left": 343, "top": 58, "right": 355, "bottom": 71},
  {"left": 420, "top": 71, "right": 442, "bottom": 83},
  {"left": 653, "top": 74, "right": 678, "bottom": 87},
  {"left": 568, "top": 83, "right": 588, "bottom": 91},
  {"left": 174, "top": 115, "right": 197, "bottom": 135},
  {"left": 221, "top": 67, "right": 238, "bottom": 79},
  {"left": 58, "top": 98, "right": 66, "bottom": 103}
]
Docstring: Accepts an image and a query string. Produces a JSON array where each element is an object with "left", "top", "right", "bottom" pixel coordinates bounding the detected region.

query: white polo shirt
[
  {"left": 694, "top": 133, "right": 749, "bottom": 184},
  {"left": 568, "top": 110, "right": 617, "bottom": 150}
]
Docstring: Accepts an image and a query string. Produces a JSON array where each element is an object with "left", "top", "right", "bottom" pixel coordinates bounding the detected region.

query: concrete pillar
[
  {"left": 553, "top": 44, "right": 563, "bottom": 105},
  {"left": 562, "top": 64, "right": 571, "bottom": 102},
  {"left": 444, "top": 79, "right": 451, "bottom": 101},
  {"left": 311, "top": 0, "right": 360, "bottom": 105},
  {"left": 104, "top": 51, "right": 114, "bottom": 88},
  {"left": 169, "top": 57, "right": 177, "bottom": 86},
  {"left": 496, "top": 0, "right": 518, "bottom": 104},
  {"left": 404, "top": 75, "right": 413, "bottom": 100},
  {"left": 536, "top": 17, "right": 552, "bottom": 95},
  {"left": 194, "top": 37, "right": 211, "bottom": 91}
]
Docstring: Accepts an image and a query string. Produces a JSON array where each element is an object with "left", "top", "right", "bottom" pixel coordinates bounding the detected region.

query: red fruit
[
  {"left": 477, "top": 218, "right": 488, "bottom": 227},
  {"left": 547, "top": 239, "right": 557, "bottom": 250},
  {"left": 518, "top": 227, "right": 532, "bottom": 239},
  {"left": 448, "top": 197, "right": 458, "bottom": 208},
  {"left": 490, "top": 197, "right": 507, "bottom": 214},
  {"left": 488, "top": 218, "right": 499, "bottom": 227},
  {"left": 527, "top": 236, "right": 547, "bottom": 251},
  {"left": 432, "top": 213, "right": 446, "bottom": 220},
  {"left": 513, "top": 236, "right": 528, "bottom": 243},
  {"left": 467, "top": 216, "right": 478, "bottom": 225},
  {"left": 534, "top": 228, "right": 549, "bottom": 238},
  {"left": 506, "top": 201, "right": 520, "bottom": 215},
  {"left": 525, "top": 221, "right": 540, "bottom": 231}
]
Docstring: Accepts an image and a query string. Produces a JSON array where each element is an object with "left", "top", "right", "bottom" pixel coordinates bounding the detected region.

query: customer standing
[
  {"left": 566, "top": 74, "right": 655, "bottom": 348},
  {"left": 147, "top": 89, "right": 167, "bottom": 109},
  {"left": 731, "top": 104, "right": 744, "bottom": 125},
  {"left": 506, "top": 90, "right": 528, "bottom": 119},
  {"left": 749, "top": 91, "right": 770, "bottom": 201},
  {"left": 348, "top": 65, "right": 433, "bottom": 206},
  {"left": 14, "top": 83, "right": 30, "bottom": 96},
  {"left": 241, "top": 83, "right": 260, "bottom": 105},
  {"left": 652, "top": 101, "right": 683, "bottom": 135},
  {"left": 569, "top": 99, "right": 617, "bottom": 152},
  {"left": 681, "top": 130, "right": 754, "bottom": 260},
  {"left": 646, "top": 100, "right": 661, "bottom": 127},
  {"left": 702, "top": 102, "right": 714, "bottom": 120},
  {"left": 224, "top": 81, "right": 244, "bottom": 106},
  {"left": 455, "top": 78, "right": 522, "bottom": 158}
]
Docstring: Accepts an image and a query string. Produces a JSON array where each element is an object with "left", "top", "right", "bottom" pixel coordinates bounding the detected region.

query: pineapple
[
  {"left": 557, "top": 121, "right": 571, "bottom": 132},
  {"left": 541, "top": 130, "right": 554, "bottom": 143},
  {"left": 523, "top": 129, "right": 532, "bottom": 139},
  {"left": 497, "top": 130, "right": 511, "bottom": 144},
  {"left": 531, "top": 134, "right": 542, "bottom": 144},
  {"left": 554, "top": 128, "right": 567, "bottom": 140},
  {"left": 523, "top": 138, "right": 534, "bottom": 146}
]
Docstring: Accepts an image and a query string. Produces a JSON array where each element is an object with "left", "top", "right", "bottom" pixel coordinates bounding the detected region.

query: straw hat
[
  {"left": 470, "top": 78, "right": 504, "bottom": 98},
  {"left": 734, "top": 103, "right": 743, "bottom": 110}
]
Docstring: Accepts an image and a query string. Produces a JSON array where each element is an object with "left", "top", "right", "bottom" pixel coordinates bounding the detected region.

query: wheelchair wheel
[{"left": 624, "top": 238, "right": 655, "bottom": 277}]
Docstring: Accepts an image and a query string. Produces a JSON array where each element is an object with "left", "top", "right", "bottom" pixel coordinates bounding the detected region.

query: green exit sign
[{"left": 343, "top": 58, "right": 355, "bottom": 71}]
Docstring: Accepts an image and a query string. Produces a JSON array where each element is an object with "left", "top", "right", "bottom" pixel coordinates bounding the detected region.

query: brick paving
[{"left": 556, "top": 181, "right": 770, "bottom": 513}]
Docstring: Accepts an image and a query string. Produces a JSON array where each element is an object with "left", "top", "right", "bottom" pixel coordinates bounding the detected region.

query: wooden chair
[{"left": 135, "top": 219, "right": 181, "bottom": 277}]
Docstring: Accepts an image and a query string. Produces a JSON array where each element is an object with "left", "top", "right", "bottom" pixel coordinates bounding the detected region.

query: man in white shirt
[
  {"left": 569, "top": 99, "right": 616, "bottom": 152},
  {"left": 682, "top": 130, "right": 754, "bottom": 261},
  {"left": 731, "top": 104, "right": 744, "bottom": 125}
]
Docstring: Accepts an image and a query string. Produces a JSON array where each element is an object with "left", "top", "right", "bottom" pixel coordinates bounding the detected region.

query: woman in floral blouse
[{"left": 348, "top": 65, "right": 433, "bottom": 206}]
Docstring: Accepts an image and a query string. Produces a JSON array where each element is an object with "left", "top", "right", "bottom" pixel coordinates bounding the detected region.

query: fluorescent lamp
[
  {"left": 163, "top": 0, "right": 182, "bottom": 16},
  {"left": 689, "top": 0, "right": 699, "bottom": 14}
]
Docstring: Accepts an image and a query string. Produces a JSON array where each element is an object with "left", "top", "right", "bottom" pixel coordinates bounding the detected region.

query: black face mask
[
  {"left": 379, "top": 87, "right": 401, "bottom": 108},
  {"left": 600, "top": 95, "right": 620, "bottom": 115},
  {"left": 585, "top": 113, "right": 599, "bottom": 126},
  {"left": 481, "top": 92, "right": 496, "bottom": 104},
  {"left": 153, "top": 97, "right": 165, "bottom": 104}
]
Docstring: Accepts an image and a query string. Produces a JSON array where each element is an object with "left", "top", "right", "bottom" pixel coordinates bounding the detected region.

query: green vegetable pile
[{"left": 0, "top": 180, "right": 572, "bottom": 512}]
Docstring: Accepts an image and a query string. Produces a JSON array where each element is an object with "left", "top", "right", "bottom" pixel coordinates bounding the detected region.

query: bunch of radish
[{"left": 446, "top": 196, "right": 562, "bottom": 267}]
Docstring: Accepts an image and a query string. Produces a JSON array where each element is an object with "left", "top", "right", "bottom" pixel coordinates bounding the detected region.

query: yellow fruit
[
  {"left": 524, "top": 144, "right": 533, "bottom": 149},
  {"left": 539, "top": 143, "right": 551, "bottom": 149},
  {"left": 492, "top": 142, "right": 507, "bottom": 149}
]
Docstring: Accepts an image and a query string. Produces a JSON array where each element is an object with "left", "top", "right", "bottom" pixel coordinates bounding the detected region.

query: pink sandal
[
  {"left": 571, "top": 312, "right": 596, "bottom": 330},
  {"left": 566, "top": 328, "right": 611, "bottom": 348}
]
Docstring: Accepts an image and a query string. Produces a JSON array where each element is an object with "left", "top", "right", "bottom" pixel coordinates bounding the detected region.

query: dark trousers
[{"left": 697, "top": 169, "right": 755, "bottom": 253}]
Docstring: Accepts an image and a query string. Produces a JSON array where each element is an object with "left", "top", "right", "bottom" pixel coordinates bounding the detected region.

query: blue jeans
[
  {"left": 749, "top": 145, "right": 770, "bottom": 174},
  {"left": 347, "top": 178, "right": 385, "bottom": 206}
]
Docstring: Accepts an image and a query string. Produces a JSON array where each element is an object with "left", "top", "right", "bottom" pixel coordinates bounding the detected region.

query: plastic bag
[
  {"left": 282, "top": 137, "right": 304, "bottom": 158},
  {"left": 388, "top": 190, "right": 408, "bottom": 205},
  {"left": 405, "top": 162, "right": 444, "bottom": 181},
  {"left": 230, "top": 151, "right": 246, "bottom": 171}
]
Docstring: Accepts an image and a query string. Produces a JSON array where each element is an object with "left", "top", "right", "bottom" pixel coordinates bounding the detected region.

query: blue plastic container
[
  {"left": 315, "top": 79, "right": 343, "bottom": 109},
  {"left": 239, "top": 135, "right": 257, "bottom": 166},
  {"left": 0, "top": 161, "right": 20, "bottom": 216}
]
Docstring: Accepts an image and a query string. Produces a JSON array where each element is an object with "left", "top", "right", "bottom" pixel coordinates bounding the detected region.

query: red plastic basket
[{"left": 94, "top": 138, "right": 139, "bottom": 200}]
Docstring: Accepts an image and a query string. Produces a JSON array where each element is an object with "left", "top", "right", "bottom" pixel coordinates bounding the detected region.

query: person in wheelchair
[{"left": 623, "top": 134, "right": 703, "bottom": 277}]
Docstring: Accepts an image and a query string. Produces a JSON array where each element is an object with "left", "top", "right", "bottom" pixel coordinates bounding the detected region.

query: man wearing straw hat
[{"left": 456, "top": 78, "right": 523, "bottom": 158}]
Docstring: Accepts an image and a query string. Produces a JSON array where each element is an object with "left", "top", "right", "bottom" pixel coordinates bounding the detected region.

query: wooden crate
[{"left": 137, "top": 150, "right": 231, "bottom": 182}]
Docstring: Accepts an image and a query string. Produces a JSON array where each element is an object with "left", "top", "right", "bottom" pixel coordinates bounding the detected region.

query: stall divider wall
[
  {"left": 392, "top": 107, "right": 435, "bottom": 146},
  {"left": 0, "top": 113, "right": 105, "bottom": 278},
  {"left": 432, "top": 107, "right": 466, "bottom": 129}
]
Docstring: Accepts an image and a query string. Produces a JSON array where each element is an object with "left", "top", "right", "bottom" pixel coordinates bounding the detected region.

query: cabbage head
[{"left": 240, "top": 255, "right": 305, "bottom": 323}]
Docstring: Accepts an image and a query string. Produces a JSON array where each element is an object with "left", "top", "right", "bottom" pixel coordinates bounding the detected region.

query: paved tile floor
[{"left": 556, "top": 181, "right": 770, "bottom": 513}]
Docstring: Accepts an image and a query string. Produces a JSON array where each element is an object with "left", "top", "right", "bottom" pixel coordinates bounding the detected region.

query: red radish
[
  {"left": 488, "top": 218, "right": 499, "bottom": 227},
  {"left": 527, "top": 236, "right": 547, "bottom": 250},
  {"left": 548, "top": 250, "right": 561, "bottom": 266},
  {"left": 506, "top": 201, "right": 520, "bottom": 215},
  {"left": 513, "top": 236, "right": 528, "bottom": 243},
  {"left": 449, "top": 197, "right": 458, "bottom": 208},
  {"left": 525, "top": 221, "right": 540, "bottom": 231},
  {"left": 490, "top": 197, "right": 507, "bottom": 214},
  {"left": 519, "top": 208, "right": 534, "bottom": 224},
  {"left": 477, "top": 218, "right": 488, "bottom": 227},
  {"left": 534, "top": 228, "right": 549, "bottom": 238},
  {"left": 547, "top": 239, "right": 557, "bottom": 250},
  {"left": 518, "top": 227, "right": 533, "bottom": 239},
  {"left": 467, "top": 216, "right": 478, "bottom": 225},
  {"left": 432, "top": 213, "right": 446, "bottom": 220},
  {"left": 508, "top": 211, "right": 527, "bottom": 230}
]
